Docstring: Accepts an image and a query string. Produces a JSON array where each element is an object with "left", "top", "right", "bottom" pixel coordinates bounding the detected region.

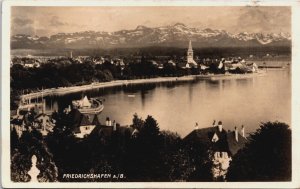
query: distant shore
[{"left": 20, "top": 72, "right": 266, "bottom": 101}]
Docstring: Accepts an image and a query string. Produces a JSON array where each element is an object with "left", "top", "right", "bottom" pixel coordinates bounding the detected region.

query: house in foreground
[
  {"left": 64, "top": 109, "right": 135, "bottom": 139},
  {"left": 11, "top": 112, "right": 55, "bottom": 137},
  {"left": 184, "top": 122, "right": 247, "bottom": 180}
]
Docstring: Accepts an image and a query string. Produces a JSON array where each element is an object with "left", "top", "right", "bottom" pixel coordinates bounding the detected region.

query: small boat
[{"left": 72, "top": 96, "right": 104, "bottom": 114}]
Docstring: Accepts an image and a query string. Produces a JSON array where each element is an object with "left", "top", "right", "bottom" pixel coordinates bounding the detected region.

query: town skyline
[{"left": 12, "top": 6, "right": 291, "bottom": 37}]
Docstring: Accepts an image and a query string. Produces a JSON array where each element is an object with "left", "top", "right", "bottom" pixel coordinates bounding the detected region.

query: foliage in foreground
[
  {"left": 11, "top": 118, "right": 291, "bottom": 182},
  {"left": 11, "top": 129, "right": 58, "bottom": 182},
  {"left": 227, "top": 122, "right": 291, "bottom": 181}
]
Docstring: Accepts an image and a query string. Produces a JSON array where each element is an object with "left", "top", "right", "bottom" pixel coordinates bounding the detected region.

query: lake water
[{"left": 45, "top": 69, "right": 291, "bottom": 137}]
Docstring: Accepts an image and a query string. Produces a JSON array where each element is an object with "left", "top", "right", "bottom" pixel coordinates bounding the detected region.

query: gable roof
[
  {"left": 92, "top": 115, "right": 101, "bottom": 126},
  {"left": 186, "top": 62, "right": 198, "bottom": 68},
  {"left": 81, "top": 96, "right": 91, "bottom": 107},
  {"left": 184, "top": 126, "right": 247, "bottom": 156},
  {"left": 79, "top": 115, "right": 92, "bottom": 126},
  {"left": 184, "top": 127, "right": 215, "bottom": 144},
  {"left": 67, "top": 109, "right": 82, "bottom": 127},
  {"left": 89, "top": 124, "right": 134, "bottom": 139},
  {"left": 226, "top": 131, "right": 247, "bottom": 156},
  {"left": 89, "top": 125, "right": 113, "bottom": 139}
]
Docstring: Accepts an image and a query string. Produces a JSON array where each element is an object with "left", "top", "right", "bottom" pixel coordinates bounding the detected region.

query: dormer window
[{"left": 212, "top": 133, "right": 219, "bottom": 142}]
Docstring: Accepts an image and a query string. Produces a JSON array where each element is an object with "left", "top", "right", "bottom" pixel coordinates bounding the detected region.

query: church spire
[
  {"left": 188, "top": 40, "right": 193, "bottom": 51},
  {"left": 187, "top": 40, "right": 194, "bottom": 63}
]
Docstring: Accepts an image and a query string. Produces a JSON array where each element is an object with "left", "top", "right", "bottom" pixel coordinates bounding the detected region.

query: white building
[
  {"left": 74, "top": 115, "right": 96, "bottom": 138},
  {"left": 33, "top": 114, "right": 55, "bottom": 136},
  {"left": 186, "top": 40, "right": 198, "bottom": 68}
]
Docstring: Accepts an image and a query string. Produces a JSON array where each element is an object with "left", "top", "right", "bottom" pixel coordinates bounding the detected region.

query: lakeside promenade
[{"left": 20, "top": 73, "right": 265, "bottom": 102}]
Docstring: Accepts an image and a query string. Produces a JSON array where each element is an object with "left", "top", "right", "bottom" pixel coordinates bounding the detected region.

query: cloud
[
  {"left": 10, "top": 6, "right": 291, "bottom": 36},
  {"left": 49, "top": 16, "right": 68, "bottom": 26},
  {"left": 236, "top": 7, "right": 291, "bottom": 33},
  {"left": 13, "top": 17, "right": 33, "bottom": 26},
  {"left": 11, "top": 25, "right": 35, "bottom": 35}
]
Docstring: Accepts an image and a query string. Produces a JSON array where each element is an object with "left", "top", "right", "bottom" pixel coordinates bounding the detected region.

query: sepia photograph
[{"left": 1, "top": 0, "right": 300, "bottom": 188}]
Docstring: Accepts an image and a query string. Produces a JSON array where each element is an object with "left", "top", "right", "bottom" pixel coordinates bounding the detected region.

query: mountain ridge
[{"left": 11, "top": 23, "right": 291, "bottom": 49}]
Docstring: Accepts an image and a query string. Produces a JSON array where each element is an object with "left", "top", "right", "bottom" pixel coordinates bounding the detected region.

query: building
[
  {"left": 186, "top": 40, "right": 198, "bottom": 68},
  {"left": 74, "top": 114, "right": 96, "bottom": 138},
  {"left": 246, "top": 62, "right": 259, "bottom": 73},
  {"left": 33, "top": 113, "right": 55, "bottom": 136},
  {"left": 167, "top": 60, "right": 176, "bottom": 67},
  {"left": 23, "top": 62, "right": 40, "bottom": 68},
  {"left": 10, "top": 111, "right": 55, "bottom": 137},
  {"left": 184, "top": 122, "right": 247, "bottom": 180},
  {"left": 10, "top": 115, "right": 26, "bottom": 137}
]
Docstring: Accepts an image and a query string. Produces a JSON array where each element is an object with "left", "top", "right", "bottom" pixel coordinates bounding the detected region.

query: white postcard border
[{"left": 1, "top": 0, "right": 300, "bottom": 188}]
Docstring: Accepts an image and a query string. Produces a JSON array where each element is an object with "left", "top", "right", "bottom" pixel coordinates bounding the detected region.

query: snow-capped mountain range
[{"left": 11, "top": 23, "right": 291, "bottom": 49}]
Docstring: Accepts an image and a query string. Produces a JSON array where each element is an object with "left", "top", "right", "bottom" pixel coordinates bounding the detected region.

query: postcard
[{"left": 1, "top": 0, "right": 300, "bottom": 188}]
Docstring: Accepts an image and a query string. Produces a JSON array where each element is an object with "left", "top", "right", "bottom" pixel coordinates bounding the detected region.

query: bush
[{"left": 227, "top": 122, "right": 291, "bottom": 181}]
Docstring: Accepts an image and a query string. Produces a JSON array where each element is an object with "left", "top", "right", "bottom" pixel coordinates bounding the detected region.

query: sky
[{"left": 11, "top": 6, "right": 291, "bottom": 36}]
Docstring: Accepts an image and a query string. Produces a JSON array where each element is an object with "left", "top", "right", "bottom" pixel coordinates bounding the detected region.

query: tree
[
  {"left": 11, "top": 149, "right": 31, "bottom": 182},
  {"left": 132, "top": 113, "right": 144, "bottom": 130},
  {"left": 11, "top": 128, "right": 19, "bottom": 151},
  {"left": 11, "top": 129, "right": 58, "bottom": 182},
  {"left": 123, "top": 115, "right": 163, "bottom": 181},
  {"left": 103, "top": 69, "right": 114, "bottom": 81},
  {"left": 80, "top": 63, "right": 95, "bottom": 82},
  {"left": 159, "top": 131, "right": 194, "bottom": 181},
  {"left": 227, "top": 122, "right": 291, "bottom": 181},
  {"left": 185, "top": 139, "right": 213, "bottom": 181},
  {"left": 140, "top": 115, "right": 160, "bottom": 138}
]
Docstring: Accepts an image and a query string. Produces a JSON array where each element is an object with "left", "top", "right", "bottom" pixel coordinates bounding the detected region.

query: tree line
[
  {"left": 11, "top": 56, "right": 213, "bottom": 92},
  {"left": 11, "top": 113, "right": 291, "bottom": 182}
]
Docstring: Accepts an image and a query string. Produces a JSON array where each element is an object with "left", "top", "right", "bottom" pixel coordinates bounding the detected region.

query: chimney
[
  {"left": 106, "top": 117, "right": 110, "bottom": 126},
  {"left": 194, "top": 122, "right": 199, "bottom": 130},
  {"left": 218, "top": 121, "right": 222, "bottom": 132},
  {"left": 212, "top": 120, "right": 216, "bottom": 127},
  {"left": 241, "top": 125, "right": 245, "bottom": 138},
  {"left": 113, "top": 120, "right": 117, "bottom": 131},
  {"left": 235, "top": 126, "right": 239, "bottom": 142}
]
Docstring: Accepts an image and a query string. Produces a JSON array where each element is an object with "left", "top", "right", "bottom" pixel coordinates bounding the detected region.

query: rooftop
[{"left": 184, "top": 126, "right": 247, "bottom": 156}]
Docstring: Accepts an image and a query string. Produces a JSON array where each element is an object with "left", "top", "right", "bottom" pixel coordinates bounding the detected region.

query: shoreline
[{"left": 20, "top": 72, "right": 265, "bottom": 101}]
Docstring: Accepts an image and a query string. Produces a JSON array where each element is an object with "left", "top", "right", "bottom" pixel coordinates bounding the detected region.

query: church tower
[
  {"left": 186, "top": 40, "right": 197, "bottom": 67},
  {"left": 187, "top": 40, "right": 194, "bottom": 63}
]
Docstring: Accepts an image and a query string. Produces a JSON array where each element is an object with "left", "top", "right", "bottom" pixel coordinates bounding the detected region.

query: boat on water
[{"left": 72, "top": 96, "right": 104, "bottom": 114}]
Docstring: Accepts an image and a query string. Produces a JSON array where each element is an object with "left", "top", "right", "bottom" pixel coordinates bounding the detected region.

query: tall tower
[{"left": 187, "top": 40, "right": 194, "bottom": 63}]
